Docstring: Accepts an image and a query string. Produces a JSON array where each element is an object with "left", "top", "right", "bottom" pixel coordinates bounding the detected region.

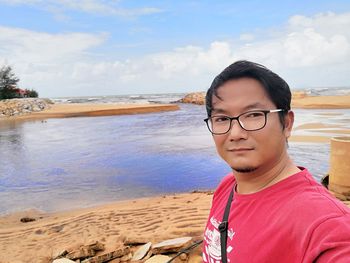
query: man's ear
[{"left": 283, "top": 110, "right": 294, "bottom": 139}]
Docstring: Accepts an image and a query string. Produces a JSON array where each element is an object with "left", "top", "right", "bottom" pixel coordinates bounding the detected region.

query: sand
[
  {"left": 292, "top": 95, "right": 350, "bottom": 109},
  {"left": 0, "top": 192, "right": 212, "bottom": 263},
  {"left": 0, "top": 103, "right": 180, "bottom": 122}
]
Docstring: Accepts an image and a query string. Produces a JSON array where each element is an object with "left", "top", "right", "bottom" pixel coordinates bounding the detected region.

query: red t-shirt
[{"left": 203, "top": 168, "right": 350, "bottom": 262}]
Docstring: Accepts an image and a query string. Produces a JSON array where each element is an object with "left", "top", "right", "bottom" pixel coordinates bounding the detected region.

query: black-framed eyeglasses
[{"left": 204, "top": 109, "right": 286, "bottom": 135}]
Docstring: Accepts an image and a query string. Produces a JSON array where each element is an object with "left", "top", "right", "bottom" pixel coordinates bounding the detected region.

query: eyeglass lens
[{"left": 208, "top": 111, "right": 266, "bottom": 134}]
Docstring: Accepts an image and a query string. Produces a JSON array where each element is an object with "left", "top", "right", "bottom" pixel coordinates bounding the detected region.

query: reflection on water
[{"left": 0, "top": 105, "right": 349, "bottom": 214}]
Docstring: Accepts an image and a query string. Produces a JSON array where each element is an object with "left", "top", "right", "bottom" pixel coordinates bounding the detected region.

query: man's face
[{"left": 211, "top": 77, "right": 293, "bottom": 173}]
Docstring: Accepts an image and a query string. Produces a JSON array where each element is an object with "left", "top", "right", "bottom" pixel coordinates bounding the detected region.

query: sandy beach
[
  {"left": 0, "top": 192, "right": 212, "bottom": 263},
  {"left": 1, "top": 191, "right": 349, "bottom": 262}
]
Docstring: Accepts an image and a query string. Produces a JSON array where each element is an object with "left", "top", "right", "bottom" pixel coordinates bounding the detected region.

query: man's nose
[{"left": 227, "top": 120, "right": 248, "bottom": 141}]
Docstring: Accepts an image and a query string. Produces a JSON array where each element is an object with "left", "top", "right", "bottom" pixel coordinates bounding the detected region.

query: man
[{"left": 202, "top": 60, "right": 350, "bottom": 262}]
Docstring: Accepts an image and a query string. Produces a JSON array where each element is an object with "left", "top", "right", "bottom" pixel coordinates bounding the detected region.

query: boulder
[
  {"left": 67, "top": 246, "right": 95, "bottom": 260},
  {"left": 0, "top": 98, "right": 51, "bottom": 117},
  {"left": 67, "top": 241, "right": 105, "bottom": 260},
  {"left": 178, "top": 92, "right": 205, "bottom": 105}
]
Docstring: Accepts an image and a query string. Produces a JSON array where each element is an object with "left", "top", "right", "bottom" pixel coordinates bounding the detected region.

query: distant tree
[
  {"left": 25, "top": 89, "right": 39, "bottom": 98},
  {"left": 0, "top": 65, "right": 20, "bottom": 100}
]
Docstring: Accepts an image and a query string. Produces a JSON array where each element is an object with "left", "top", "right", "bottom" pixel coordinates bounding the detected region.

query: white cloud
[
  {"left": 0, "top": 26, "right": 106, "bottom": 63},
  {"left": 1, "top": 12, "right": 350, "bottom": 97}
]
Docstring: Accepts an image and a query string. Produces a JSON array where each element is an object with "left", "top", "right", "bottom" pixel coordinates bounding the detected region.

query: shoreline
[{"left": 0, "top": 103, "right": 180, "bottom": 122}]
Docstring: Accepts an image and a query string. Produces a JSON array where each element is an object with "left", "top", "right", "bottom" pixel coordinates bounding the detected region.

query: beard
[{"left": 231, "top": 166, "right": 257, "bottom": 173}]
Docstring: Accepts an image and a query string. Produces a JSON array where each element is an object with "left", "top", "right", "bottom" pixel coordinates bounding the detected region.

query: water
[
  {"left": 50, "top": 92, "right": 186, "bottom": 105},
  {"left": 0, "top": 93, "right": 349, "bottom": 215}
]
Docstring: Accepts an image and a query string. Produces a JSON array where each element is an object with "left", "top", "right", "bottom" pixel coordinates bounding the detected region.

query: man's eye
[
  {"left": 213, "top": 117, "right": 229, "bottom": 123},
  {"left": 245, "top": 112, "right": 264, "bottom": 118}
]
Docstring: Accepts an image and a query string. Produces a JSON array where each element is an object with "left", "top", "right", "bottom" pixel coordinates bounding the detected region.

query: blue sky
[{"left": 1, "top": 1, "right": 350, "bottom": 97}]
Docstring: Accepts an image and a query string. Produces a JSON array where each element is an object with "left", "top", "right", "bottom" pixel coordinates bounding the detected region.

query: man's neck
[{"left": 234, "top": 156, "right": 300, "bottom": 194}]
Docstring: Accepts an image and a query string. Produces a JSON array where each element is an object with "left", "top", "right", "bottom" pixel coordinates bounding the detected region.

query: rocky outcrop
[
  {"left": 0, "top": 98, "right": 52, "bottom": 117},
  {"left": 53, "top": 236, "right": 202, "bottom": 263},
  {"left": 292, "top": 91, "right": 308, "bottom": 99},
  {"left": 178, "top": 92, "right": 205, "bottom": 105}
]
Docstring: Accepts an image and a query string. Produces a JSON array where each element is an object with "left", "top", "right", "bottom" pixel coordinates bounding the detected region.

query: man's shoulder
[
  {"left": 291, "top": 169, "right": 349, "bottom": 213},
  {"left": 284, "top": 181, "right": 350, "bottom": 225}
]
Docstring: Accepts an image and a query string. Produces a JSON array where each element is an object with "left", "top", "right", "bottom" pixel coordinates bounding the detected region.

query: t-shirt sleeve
[{"left": 303, "top": 213, "right": 350, "bottom": 263}]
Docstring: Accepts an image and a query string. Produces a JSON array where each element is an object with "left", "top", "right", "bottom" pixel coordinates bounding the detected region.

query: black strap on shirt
[{"left": 218, "top": 186, "right": 235, "bottom": 263}]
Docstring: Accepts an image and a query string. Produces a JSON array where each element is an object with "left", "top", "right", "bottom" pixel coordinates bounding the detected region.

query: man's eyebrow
[
  {"left": 242, "top": 103, "right": 267, "bottom": 111},
  {"left": 211, "top": 108, "right": 228, "bottom": 114},
  {"left": 212, "top": 103, "right": 268, "bottom": 115}
]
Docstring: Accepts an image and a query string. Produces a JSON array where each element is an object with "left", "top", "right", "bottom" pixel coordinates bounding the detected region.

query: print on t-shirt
[{"left": 203, "top": 216, "right": 235, "bottom": 263}]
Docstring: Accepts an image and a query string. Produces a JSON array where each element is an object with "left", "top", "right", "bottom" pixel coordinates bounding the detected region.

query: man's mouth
[{"left": 227, "top": 147, "right": 254, "bottom": 152}]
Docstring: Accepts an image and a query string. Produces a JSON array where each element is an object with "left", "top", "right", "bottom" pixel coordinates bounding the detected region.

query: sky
[{"left": 0, "top": 1, "right": 350, "bottom": 98}]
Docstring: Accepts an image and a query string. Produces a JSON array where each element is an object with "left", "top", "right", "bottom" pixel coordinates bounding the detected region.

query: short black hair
[{"left": 205, "top": 60, "right": 291, "bottom": 127}]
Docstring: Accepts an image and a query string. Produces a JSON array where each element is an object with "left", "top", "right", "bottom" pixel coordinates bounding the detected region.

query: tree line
[{"left": 0, "top": 65, "right": 39, "bottom": 100}]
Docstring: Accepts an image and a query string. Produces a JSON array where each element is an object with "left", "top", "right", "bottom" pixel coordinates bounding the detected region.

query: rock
[
  {"left": 88, "top": 241, "right": 105, "bottom": 252},
  {"left": 292, "top": 91, "right": 308, "bottom": 99},
  {"left": 144, "top": 255, "right": 172, "bottom": 263},
  {"left": 120, "top": 252, "right": 132, "bottom": 262},
  {"left": 152, "top": 237, "right": 192, "bottom": 254},
  {"left": 52, "top": 259, "right": 76, "bottom": 263},
  {"left": 81, "top": 246, "right": 130, "bottom": 263},
  {"left": 67, "top": 246, "right": 95, "bottom": 260},
  {"left": 124, "top": 236, "right": 153, "bottom": 245},
  {"left": 52, "top": 248, "right": 68, "bottom": 259},
  {"left": 20, "top": 217, "right": 36, "bottom": 223},
  {"left": 131, "top": 242, "right": 152, "bottom": 261},
  {"left": 50, "top": 225, "right": 65, "bottom": 233},
  {"left": 178, "top": 92, "right": 205, "bottom": 105},
  {"left": 66, "top": 241, "right": 105, "bottom": 260},
  {"left": 0, "top": 98, "right": 51, "bottom": 117}
]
